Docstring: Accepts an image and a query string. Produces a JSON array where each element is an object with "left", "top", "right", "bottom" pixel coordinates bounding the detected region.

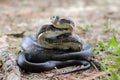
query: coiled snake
[{"left": 17, "top": 16, "right": 93, "bottom": 74}]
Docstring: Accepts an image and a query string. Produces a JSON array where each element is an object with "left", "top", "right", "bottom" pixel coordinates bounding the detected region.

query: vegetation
[{"left": 94, "top": 37, "right": 120, "bottom": 80}]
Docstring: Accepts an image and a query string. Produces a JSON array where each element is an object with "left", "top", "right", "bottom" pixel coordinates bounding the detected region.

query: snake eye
[
  {"left": 50, "top": 16, "right": 59, "bottom": 23},
  {"left": 50, "top": 16, "right": 55, "bottom": 20},
  {"left": 51, "top": 16, "right": 59, "bottom": 20}
]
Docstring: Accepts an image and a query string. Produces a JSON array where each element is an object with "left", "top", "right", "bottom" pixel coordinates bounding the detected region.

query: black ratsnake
[{"left": 17, "top": 16, "right": 93, "bottom": 74}]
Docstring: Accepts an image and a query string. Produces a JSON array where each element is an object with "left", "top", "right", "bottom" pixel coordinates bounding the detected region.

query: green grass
[{"left": 94, "top": 37, "right": 120, "bottom": 80}]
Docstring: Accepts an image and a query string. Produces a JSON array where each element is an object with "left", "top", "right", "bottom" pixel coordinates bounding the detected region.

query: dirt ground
[{"left": 0, "top": 0, "right": 120, "bottom": 80}]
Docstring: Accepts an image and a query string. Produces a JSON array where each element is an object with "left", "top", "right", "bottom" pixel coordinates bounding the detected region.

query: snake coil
[{"left": 17, "top": 16, "right": 93, "bottom": 74}]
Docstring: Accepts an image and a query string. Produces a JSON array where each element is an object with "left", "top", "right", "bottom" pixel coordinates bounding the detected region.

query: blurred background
[
  {"left": 0, "top": 0, "right": 120, "bottom": 44},
  {"left": 0, "top": 0, "right": 120, "bottom": 80}
]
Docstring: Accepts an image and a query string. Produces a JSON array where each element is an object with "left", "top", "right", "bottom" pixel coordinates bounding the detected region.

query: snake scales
[{"left": 17, "top": 16, "right": 93, "bottom": 74}]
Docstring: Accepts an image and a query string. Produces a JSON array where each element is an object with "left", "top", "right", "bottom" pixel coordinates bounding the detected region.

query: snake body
[
  {"left": 17, "top": 16, "right": 93, "bottom": 74},
  {"left": 37, "top": 16, "right": 82, "bottom": 51}
]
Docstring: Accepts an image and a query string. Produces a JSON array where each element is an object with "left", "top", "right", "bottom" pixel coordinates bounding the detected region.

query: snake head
[{"left": 50, "top": 16, "right": 59, "bottom": 24}]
